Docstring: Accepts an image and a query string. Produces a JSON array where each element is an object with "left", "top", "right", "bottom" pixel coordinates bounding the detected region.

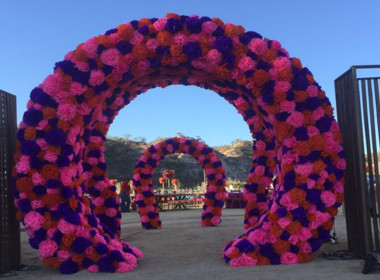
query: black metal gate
[
  {"left": 0, "top": 89, "right": 20, "bottom": 273},
  {"left": 335, "top": 65, "right": 380, "bottom": 257}
]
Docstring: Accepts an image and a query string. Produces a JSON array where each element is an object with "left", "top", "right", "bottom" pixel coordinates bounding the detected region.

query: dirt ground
[{"left": 6, "top": 209, "right": 379, "bottom": 280}]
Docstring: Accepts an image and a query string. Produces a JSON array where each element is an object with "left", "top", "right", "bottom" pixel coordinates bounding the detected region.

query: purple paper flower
[{"left": 214, "top": 36, "right": 233, "bottom": 53}]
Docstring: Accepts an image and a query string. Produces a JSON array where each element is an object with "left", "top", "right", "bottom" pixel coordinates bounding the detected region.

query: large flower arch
[
  {"left": 13, "top": 14, "right": 345, "bottom": 273},
  {"left": 133, "top": 137, "right": 226, "bottom": 229}
]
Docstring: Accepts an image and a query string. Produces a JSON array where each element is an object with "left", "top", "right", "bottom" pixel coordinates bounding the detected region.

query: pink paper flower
[
  {"left": 273, "top": 57, "right": 291, "bottom": 71},
  {"left": 248, "top": 229, "right": 267, "bottom": 244},
  {"left": 87, "top": 265, "right": 100, "bottom": 273},
  {"left": 202, "top": 21, "right": 217, "bottom": 34},
  {"left": 333, "top": 181, "right": 344, "bottom": 193},
  {"left": 275, "top": 81, "right": 291, "bottom": 92},
  {"left": 15, "top": 156, "right": 30, "bottom": 174},
  {"left": 106, "top": 208, "right": 117, "bottom": 217},
  {"left": 141, "top": 215, "right": 149, "bottom": 223},
  {"left": 245, "top": 192, "right": 257, "bottom": 202},
  {"left": 31, "top": 200, "right": 44, "bottom": 209},
  {"left": 278, "top": 217, "right": 291, "bottom": 229},
  {"left": 192, "top": 59, "right": 206, "bottom": 69},
  {"left": 271, "top": 40, "right": 282, "bottom": 50},
  {"left": 298, "top": 228, "right": 312, "bottom": 241},
  {"left": 41, "top": 74, "right": 63, "bottom": 95},
  {"left": 257, "top": 202, "right": 267, "bottom": 210},
  {"left": 321, "top": 191, "right": 337, "bottom": 207},
  {"left": 312, "top": 107, "right": 325, "bottom": 121},
  {"left": 57, "top": 250, "right": 71, "bottom": 261},
  {"left": 24, "top": 211, "right": 45, "bottom": 231},
  {"left": 44, "top": 151, "right": 57, "bottom": 163},
  {"left": 53, "top": 90, "right": 69, "bottom": 103},
  {"left": 81, "top": 38, "right": 98, "bottom": 58},
  {"left": 39, "top": 240, "right": 58, "bottom": 259},
  {"left": 211, "top": 216, "right": 221, "bottom": 225},
  {"left": 238, "top": 56, "right": 256, "bottom": 72},
  {"left": 280, "top": 100, "right": 296, "bottom": 112},
  {"left": 207, "top": 49, "right": 222, "bottom": 63},
  {"left": 302, "top": 242, "right": 312, "bottom": 254},
  {"left": 173, "top": 33, "right": 188, "bottom": 45},
  {"left": 215, "top": 192, "right": 224, "bottom": 200},
  {"left": 146, "top": 38, "right": 159, "bottom": 50},
  {"left": 287, "top": 111, "right": 304, "bottom": 127},
  {"left": 73, "top": 60, "right": 90, "bottom": 72},
  {"left": 229, "top": 253, "right": 257, "bottom": 267},
  {"left": 85, "top": 246, "right": 95, "bottom": 256},
  {"left": 307, "top": 85, "right": 318, "bottom": 97},
  {"left": 255, "top": 140, "right": 266, "bottom": 151},
  {"left": 207, "top": 185, "right": 217, "bottom": 192},
  {"left": 137, "top": 60, "right": 150, "bottom": 72},
  {"left": 307, "top": 126, "right": 320, "bottom": 137},
  {"left": 289, "top": 235, "right": 298, "bottom": 245},
  {"left": 281, "top": 252, "right": 299, "bottom": 264},
  {"left": 130, "top": 31, "right": 144, "bottom": 45},
  {"left": 60, "top": 168, "right": 73, "bottom": 186},
  {"left": 153, "top": 18, "right": 166, "bottom": 31},
  {"left": 248, "top": 39, "right": 268, "bottom": 55},
  {"left": 89, "top": 70, "right": 105, "bottom": 86},
  {"left": 295, "top": 162, "right": 313, "bottom": 176},
  {"left": 116, "top": 262, "right": 136, "bottom": 273},
  {"left": 57, "top": 103, "right": 77, "bottom": 121},
  {"left": 58, "top": 219, "right": 77, "bottom": 234},
  {"left": 37, "top": 119, "right": 48, "bottom": 130},
  {"left": 336, "top": 158, "right": 346, "bottom": 170}
]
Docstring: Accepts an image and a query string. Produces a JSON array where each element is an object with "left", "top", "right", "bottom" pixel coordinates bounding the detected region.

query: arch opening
[{"left": 106, "top": 85, "right": 252, "bottom": 146}]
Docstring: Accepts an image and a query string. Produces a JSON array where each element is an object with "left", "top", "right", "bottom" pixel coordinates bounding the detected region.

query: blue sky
[{"left": 1, "top": 0, "right": 379, "bottom": 146}]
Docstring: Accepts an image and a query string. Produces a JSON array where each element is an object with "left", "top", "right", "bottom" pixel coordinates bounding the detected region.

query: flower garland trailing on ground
[
  {"left": 133, "top": 137, "right": 226, "bottom": 229},
  {"left": 13, "top": 13, "right": 345, "bottom": 274}
]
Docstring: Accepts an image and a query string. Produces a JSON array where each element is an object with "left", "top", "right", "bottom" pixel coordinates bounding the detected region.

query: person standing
[{"left": 119, "top": 179, "right": 131, "bottom": 212}]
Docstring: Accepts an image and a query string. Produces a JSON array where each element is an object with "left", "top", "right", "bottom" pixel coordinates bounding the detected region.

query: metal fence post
[
  {"left": 0, "top": 89, "right": 20, "bottom": 273},
  {"left": 335, "top": 65, "right": 380, "bottom": 257}
]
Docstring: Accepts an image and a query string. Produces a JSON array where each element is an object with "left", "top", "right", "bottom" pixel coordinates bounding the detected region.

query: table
[
  {"left": 131, "top": 193, "right": 204, "bottom": 211},
  {"left": 225, "top": 192, "right": 245, "bottom": 208},
  {"left": 155, "top": 194, "right": 189, "bottom": 211}
]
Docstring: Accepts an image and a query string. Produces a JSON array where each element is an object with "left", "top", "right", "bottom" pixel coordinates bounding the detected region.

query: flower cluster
[
  {"left": 13, "top": 13, "right": 345, "bottom": 273},
  {"left": 162, "top": 169, "right": 175, "bottom": 179},
  {"left": 159, "top": 169, "right": 179, "bottom": 187},
  {"left": 171, "top": 179, "right": 179, "bottom": 186},
  {"left": 133, "top": 137, "right": 226, "bottom": 228},
  {"left": 158, "top": 177, "right": 167, "bottom": 184}
]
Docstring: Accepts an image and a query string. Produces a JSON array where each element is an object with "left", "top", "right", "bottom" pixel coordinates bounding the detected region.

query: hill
[{"left": 104, "top": 137, "right": 252, "bottom": 189}]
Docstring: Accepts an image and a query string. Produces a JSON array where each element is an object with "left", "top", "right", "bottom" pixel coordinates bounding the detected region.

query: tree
[
  {"left": 195, "top": 135, "right": 203, "bottom": 141},
  {"left": 133, "top": 136, "right": 146, "bottom": 143},
  {"left": 231, "top": 139, "right": 243, "bottom": 145}
]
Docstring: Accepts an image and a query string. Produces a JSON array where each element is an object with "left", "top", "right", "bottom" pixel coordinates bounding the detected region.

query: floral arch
[
  {"left": 133, "top": 137, "right": 226, "bottom": 229},
  {"left": 13, "top": 14, "right": 345, "bottom": 273}
]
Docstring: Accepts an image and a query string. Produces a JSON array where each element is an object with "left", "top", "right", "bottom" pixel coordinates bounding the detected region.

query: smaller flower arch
[{"left": 132, "top": 137, "right": 226, "bottom": 229}]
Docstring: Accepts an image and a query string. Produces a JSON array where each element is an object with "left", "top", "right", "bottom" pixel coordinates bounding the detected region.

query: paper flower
[
  {"left": 158, "top": 177, "right": 167, "bottom": 184},
  {"left": 171, "top": 179, "right": 179, "bottom": 186}
]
